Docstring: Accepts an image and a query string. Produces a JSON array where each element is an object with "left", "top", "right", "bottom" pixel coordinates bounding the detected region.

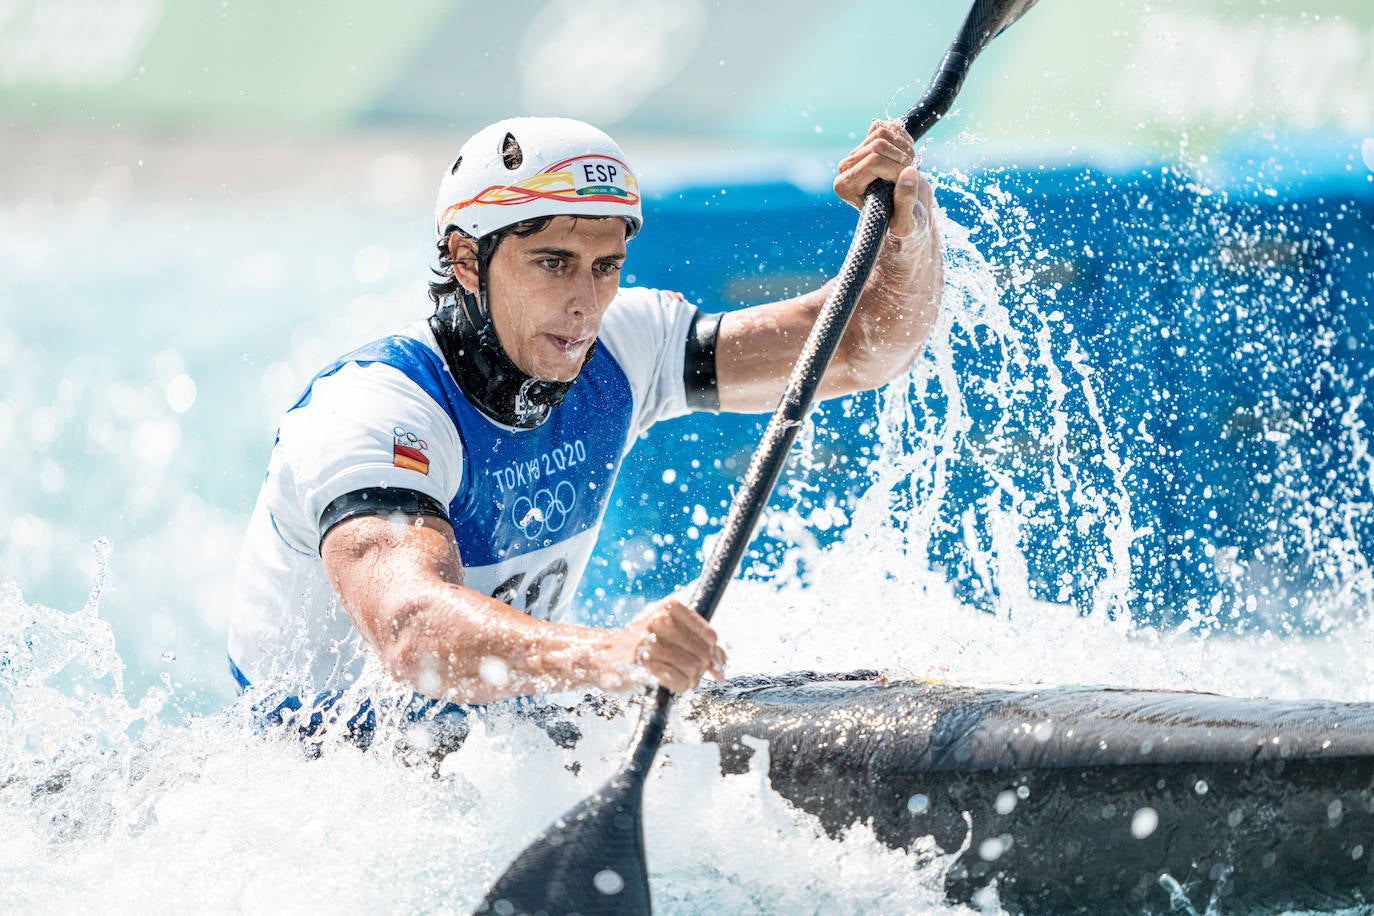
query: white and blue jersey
[{"left": 229, "top": 287, "right": 699, "bottom": 694}]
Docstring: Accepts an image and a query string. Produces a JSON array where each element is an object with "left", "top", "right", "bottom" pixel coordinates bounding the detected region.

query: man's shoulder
[
  {"left": 595, "top": 286, "right": 700, "bottom": 430},
  {"left": 329, "top": 321, "right": 446, "bottom": 386},
  {"left": 288, "top": 320, "right": 451, "bottom": 417},
  {"left": 272, "top": 320, "right": 464, "bottom": 491},
  {"left": 336, "top": 320, "right": 442, "bottom": 367},
  {"left": 606, "top": 285, "right": 687, "bottom": 313},
  {"left": 601, "top": 286, "right": 695, "bottom": 340}
]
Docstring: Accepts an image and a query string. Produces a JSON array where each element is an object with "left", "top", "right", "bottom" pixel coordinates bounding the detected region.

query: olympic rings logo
[
  {"left": 393, "top": 426, "right": 428, "bottom": 450},
  {"left": 511, "top": 480, "right": 577, "bottom": 540}
]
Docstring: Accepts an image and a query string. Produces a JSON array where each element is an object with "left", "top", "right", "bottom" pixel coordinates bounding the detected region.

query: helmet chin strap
[{"left": 430, "top": 274, "right": 594, "bottom": 431}]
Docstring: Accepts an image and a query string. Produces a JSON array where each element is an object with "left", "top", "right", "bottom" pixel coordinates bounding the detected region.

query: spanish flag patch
[{"left": 392, "top": 426, "right": 430, "bottom": 475}]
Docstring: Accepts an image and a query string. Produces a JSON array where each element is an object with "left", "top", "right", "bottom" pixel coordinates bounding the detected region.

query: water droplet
[
  {"left": 478, "top": 657, "right": 509, "bottom": 686},
  {"left": 166, "top": 374, "right": 197, "bottom": 414},
  {"left": 594, "top": 869, "right": 624, "bottom": 895},
  {"left": 978, "top": 835, "right": 1012, "bottom": 861},
  {"left": 1131, "top": 807, "right": 1159, "bottom": 839}
]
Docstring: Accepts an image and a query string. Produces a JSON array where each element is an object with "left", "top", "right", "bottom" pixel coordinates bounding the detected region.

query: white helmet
[{"left": 434, "top": 116, "right": 642, "bottom": 241}]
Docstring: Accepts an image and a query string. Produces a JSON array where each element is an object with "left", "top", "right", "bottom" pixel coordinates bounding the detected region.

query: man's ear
[{"left": 447, "top": 232, "right": 480, "bottom": 294}]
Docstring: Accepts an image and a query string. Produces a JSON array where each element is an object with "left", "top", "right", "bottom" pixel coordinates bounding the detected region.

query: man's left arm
[{"left": 715, "top": 119, "right": 943, "bottom": 413}]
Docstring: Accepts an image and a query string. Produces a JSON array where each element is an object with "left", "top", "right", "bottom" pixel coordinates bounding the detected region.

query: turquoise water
[{"left": 3, "top": 132, "right": 1373, "bottom": 913}]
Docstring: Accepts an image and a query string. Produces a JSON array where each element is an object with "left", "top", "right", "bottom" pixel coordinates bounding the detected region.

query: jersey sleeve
[
  {"left": 596, "top": 287, "right": 701, "bottom": 437},
  {"left": 263, "top": 361, "right": 463, "bottom": 555}
]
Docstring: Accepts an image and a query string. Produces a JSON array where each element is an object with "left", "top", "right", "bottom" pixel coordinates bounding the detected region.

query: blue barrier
[{"left": 579, "top": 163, "right": 1374, "bottom": 632}]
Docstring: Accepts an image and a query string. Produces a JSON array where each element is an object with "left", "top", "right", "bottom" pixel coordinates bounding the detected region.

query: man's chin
[
  {"left": 530, "top": 361, "right": 583, "bottom": 385},
  {"left": 532, "top": 349, "right": 592, "bottom": 383}
]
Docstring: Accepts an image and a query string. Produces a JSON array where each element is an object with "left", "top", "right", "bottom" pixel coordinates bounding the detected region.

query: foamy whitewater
[{"left": 2, "top": 140, "right": 1372, "bottom": 914}]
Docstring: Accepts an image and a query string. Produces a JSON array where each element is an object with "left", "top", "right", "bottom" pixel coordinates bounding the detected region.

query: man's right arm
[{"left": 321, "top": 513, "right": 724, "bottom": 704}]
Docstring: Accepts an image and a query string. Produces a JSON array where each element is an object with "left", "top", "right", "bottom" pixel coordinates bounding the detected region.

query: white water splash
[
  {"left": 714, "top": 184, "right": 1374, "bottom": 703},
  {"left": 0, "top": 555, "right": 985, "bottom": 915}
]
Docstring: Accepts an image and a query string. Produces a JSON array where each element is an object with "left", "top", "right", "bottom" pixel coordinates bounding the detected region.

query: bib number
[{"left": 492, "top": 558, "right": 570, "bottom": 619}]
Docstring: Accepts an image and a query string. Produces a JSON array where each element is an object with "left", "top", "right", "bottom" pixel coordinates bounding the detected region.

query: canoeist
[{"left": 228, "top": 115, "right": 942, "bottom": 705}]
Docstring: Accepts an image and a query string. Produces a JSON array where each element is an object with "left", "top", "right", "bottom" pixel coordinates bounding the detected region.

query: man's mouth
[{"left": 546, "top": 333, "right": 590, "bottom": 354}]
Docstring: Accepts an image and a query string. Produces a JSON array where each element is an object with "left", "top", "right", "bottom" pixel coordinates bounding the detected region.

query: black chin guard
[{"left": 429, "top": 293, "right": 592, "bottom": 429}]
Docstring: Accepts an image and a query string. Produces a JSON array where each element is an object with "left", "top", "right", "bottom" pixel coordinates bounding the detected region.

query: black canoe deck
[{"left": 688, "top": 672, "right": 1374, "bottom": 915}]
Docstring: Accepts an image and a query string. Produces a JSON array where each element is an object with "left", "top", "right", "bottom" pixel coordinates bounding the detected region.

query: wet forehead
[{"left": 515, "top": 215, "right": 627, "bottom": 259}]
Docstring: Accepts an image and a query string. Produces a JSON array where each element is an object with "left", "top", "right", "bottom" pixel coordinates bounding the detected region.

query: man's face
[{"left": 484, "top": 216, "right": 627, "bottom": 382}]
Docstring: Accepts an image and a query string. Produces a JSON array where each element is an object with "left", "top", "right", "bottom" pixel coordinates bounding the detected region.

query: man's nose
[{"left": 567, "top": 269, "right": 598, "bottom": 316}]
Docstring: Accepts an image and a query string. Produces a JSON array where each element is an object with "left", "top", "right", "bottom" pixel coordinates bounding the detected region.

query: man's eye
[
  {"left": 596, "top": 262, "right": 623, "bottom": 276},
  {"left": 538, "top": 258, "right": 565, "bottom": 271}
]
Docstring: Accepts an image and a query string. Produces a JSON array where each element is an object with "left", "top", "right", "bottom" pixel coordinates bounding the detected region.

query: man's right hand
[{"left": 602, "top": 596, "right": 727, "bottom": 694}]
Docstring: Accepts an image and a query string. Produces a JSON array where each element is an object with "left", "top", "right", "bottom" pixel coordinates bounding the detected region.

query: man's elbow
[
  {"left": 363, "top": 594, "right": 436, "bottom": 687},
  {"left": 842, "top": 328, "right": 930, "bottom": 391},
  {"left": 843, "top": 358, "right": 909, "bottom": 393},
  {"left": 846, "top": 294, "right": 941, "bottom": 390}
]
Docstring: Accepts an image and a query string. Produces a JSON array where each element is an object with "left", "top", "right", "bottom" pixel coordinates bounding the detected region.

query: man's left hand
[{"left": 833, "top": 118, "right": 935, "bottom": 240}]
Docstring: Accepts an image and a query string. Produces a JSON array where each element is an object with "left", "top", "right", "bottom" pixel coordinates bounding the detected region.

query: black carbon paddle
[{"left": 475, "top": 2, "right": 1041, "bottom": 913}]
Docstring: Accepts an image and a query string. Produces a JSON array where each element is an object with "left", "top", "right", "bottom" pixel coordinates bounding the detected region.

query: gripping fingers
[
  {"left": 642, "top": 641, "right": 703, "bottom": 693},
  {"left": 835, "top": 120, "right": 917, "bottom": 209},
  {"left": 867, "top": 119, "right": 915, "bottom": 160},
  {"left": 873, "top": 138, "right": 915, "bottom": 167},
  {"left": 840, "top": 139, "right": 911, "bottom": 175},
  {"left": 638, "top": 597, "right": 722, "bottom": 691}
]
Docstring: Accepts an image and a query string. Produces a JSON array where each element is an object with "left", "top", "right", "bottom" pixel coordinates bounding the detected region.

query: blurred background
[{"left": 1, "top": 0, "right": 1371, "bottom": 714}]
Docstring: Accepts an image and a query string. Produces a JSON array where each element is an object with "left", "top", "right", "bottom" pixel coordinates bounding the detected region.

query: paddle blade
[{"left": 475, "top": 771, "right": 651, "bottom": 916}]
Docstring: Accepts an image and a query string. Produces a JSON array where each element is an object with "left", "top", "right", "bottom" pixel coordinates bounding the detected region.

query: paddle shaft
[{"left": 693, "top": 0, "right": 1036, "bottom": 628}]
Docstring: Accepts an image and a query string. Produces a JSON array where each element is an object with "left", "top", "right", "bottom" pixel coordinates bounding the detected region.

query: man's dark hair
[{"left": 427, "top": 216, "right": 556, "bottom": 307}]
